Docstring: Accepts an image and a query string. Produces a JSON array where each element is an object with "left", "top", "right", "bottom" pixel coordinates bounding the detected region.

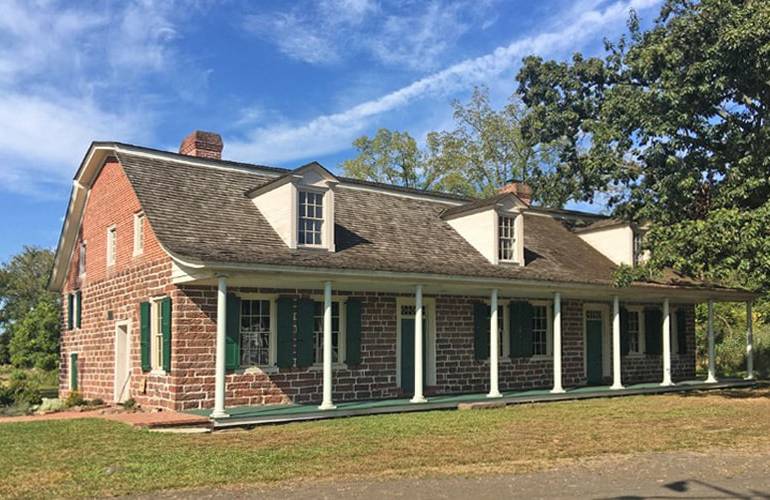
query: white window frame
[
  {"left": 237, "top": 293, "right": 278, "bottom": 371},
  {"left": 529, "top": 300, "right": 553, "bottom": 359},
  {"left": 106, "top": 225, "right": 117, "bottom": 267},
  {"left": 395, "top": 296, "right": 437, "bottom": 388},
  {"left": 73, "top": 292, "right": 81, "bottom": 330},
  {"left": 498, "top": 215, "right": 516, "bottom": 263},
  {"left": 149, "top": 296, "right": 166, "bottom": 375},
  {"left": 297, "top": 189, "right": 325, "bottom": 248},
  {"left": 68, "top": 351, "right": 79, "bottom": 390},
  {"left": 133, "top": 212, "right": 145, "bottom": 256},
  {"left": 625, "top": 306, "right": 646, "bottom": 356},
  {"left": 483, "top": 299, "right": 511, "bottom": 360},
  {"left": 309, "top": 296, "right": 347, "bottom": 368},
  {"left": 78, "top": 241, "right": 87, "bottom": 278}
]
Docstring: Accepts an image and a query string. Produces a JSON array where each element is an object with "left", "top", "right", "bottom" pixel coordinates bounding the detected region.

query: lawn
[{"left": 1, "top": 388, "right": 770, "bottom": 498}]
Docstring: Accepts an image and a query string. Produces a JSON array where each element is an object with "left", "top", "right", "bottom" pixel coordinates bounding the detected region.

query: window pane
[
  {"left": 240, "top": 300, "right": 271, "bottom": 366},
  {"left": 313, "top": 301, "right": 340, "bottom": 363},
  {"left": 498, "top": 216, "right": 515, "bottom": 261},
  {"left": 532, "top": 305, "right": 548, "bottom": 355},
  {"left": 298, "top": 190, "right": 324, "bottom": 246}
]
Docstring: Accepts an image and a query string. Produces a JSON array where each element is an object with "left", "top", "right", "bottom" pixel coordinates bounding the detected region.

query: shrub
[
  {"left": 120, "top": 398, "right": 137, "bottom": 411},
  {"left": 65, "top": 391, "right": 86, "bottom": 408},
  {"left": 7, "top": 369, "right": 42, "bottom": 406}
]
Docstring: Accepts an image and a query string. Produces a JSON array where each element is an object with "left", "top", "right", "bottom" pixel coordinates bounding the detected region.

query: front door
[
  {"left": 400, "top": 318, "right": 427, "bottom": 394},
  {"left": 114, "top": 323, "right": 131, "bottom": 403},
  {"left": 585, "top": 311, "right": 603, "bottom": 386}
]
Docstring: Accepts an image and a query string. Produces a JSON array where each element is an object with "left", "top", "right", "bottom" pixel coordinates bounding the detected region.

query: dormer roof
[
  {"left": 244, "top": 161, "right": 338, "bottom": 198},
  {"left": 440, "top": 192, "right": 528, "bottom": 220}
]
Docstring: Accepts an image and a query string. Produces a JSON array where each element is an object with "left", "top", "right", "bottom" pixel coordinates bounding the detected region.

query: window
[
  {"left": 485, "top": 304, "right": 508, "bottom": 358},
  {"left": 532, "top": 305, "right": 549, "bottom": 356},
  {"left": 150, "top": 298, "right": 164, "bottom": 371},
  {"left": 240, "top": 299, "right": 272, "bottom": 366},
  {"left": 298, "top": 190, "right": 324, "bottom": 246},
  {"left": 78, "top": 242, "right": 87, "bottom": 276},
  {"left": 633, "top": 231, "right": 643, "bottom": 266},
  {"left": 628, "top": 310, "right": 641, "bottom": 354},
  {"left": 133, "top": 212, "right": 145, "bottom": 256},
  {"left": 313, "top": 301, "right": 342, "bottom": 364},
  {"left": 106, "top": 226, "right": 117, "bottom": 267},
  {"left": 498, "top": 216, "right": 516, "bottom": 262}
]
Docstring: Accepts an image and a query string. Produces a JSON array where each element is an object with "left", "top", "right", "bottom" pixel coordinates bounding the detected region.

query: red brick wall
[
  {"left": 59, "top": 159, "right": 174, "bottom": 406},
  {"left": 171, "top": 287, "right": 696, "bottom": 411}
]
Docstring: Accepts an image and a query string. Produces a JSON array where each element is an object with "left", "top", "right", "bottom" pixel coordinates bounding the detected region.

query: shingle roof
[
  {"left": 115, "top": 150, "right": 727, "bottom": 290},
  {"left": 118, "top": 151, "right": 624, "bottom": 285}
]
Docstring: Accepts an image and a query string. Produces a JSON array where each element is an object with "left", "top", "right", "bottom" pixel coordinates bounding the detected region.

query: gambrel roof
[{"left": 49, "top": 142, "right": 753, "bottom": 299}]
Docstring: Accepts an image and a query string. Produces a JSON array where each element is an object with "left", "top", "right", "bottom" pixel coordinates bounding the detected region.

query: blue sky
[{"left": 0, "top": 0, "right": 662, "bottom": 262}]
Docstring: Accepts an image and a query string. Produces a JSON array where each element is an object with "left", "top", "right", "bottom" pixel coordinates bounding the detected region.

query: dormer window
[
  {"left": 298, "top": 190, "right": 324, "bottom": 246},
  {"left": 498, "top": 215, "right": 516, "bottom": 262}
]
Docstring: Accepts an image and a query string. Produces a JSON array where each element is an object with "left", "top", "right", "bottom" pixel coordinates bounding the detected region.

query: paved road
[{"left": 138, "top": 449, "right": 770, "bottom": 499}]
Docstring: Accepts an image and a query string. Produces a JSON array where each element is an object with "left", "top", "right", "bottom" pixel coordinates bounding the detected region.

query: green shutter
[
  {"left": 345, "top": 299, "right": 362, "bottom": 365},
  {"left": 75, "top": 291, "right": 82, "bottom": 328},
  {"left": 161, "top": 297, "right": 172, "bottom": 372},
  {"left": 473, "top": 303, "right": 488, "bottom": 361},
  {"left": 276, "top": 297, "right": 294, "bottom": 368},
  {"left": 67, "top": 294, "right": 74, "bottom": 330},
  {"left": 645, "top": 308, "right": 662, "bottom": 355},
  {"left": 620, "top": 307, "right": 630, "bottom": 355},
  {"left": 225, "top": 294, "right": 241, "bottom": 371},
  {"left": 296, "top": 298, "right": 315, "bottom": 368},
  {"left": 140, "top": 302, "right": 151, "bottom": 372},
  {"left": 676, "top": 308, "right": 687, "bottom": 354},
  {"left": 69, "top": 352, "right": 78, "bottom": 391},
  {"left": 510, "top": 301, "right": 533, "bottom": 357}
]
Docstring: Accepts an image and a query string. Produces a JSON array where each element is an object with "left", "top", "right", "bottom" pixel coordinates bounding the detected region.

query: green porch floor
[{"left": 186, "top": 378, "right": 757, "bottom": 428}]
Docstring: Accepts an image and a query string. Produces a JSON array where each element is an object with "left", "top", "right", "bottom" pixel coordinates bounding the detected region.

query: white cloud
[
  {"left": 0, "top": 0, "right": 199, "bottom": 194},
  {"left": 227, "top": 0, "right": 663, "bottom": 165},
  {"left": 243, "top": 0, "right": 494, "bottom": 71}
]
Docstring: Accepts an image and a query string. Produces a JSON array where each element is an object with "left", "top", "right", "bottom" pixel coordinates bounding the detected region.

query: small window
[
  {"left": 313, "top": 301, "right": 342, "bottom": 364},
  {"left": 240, "top": 299, "right": 272, "bottom": 366},
  {"left": 628, "top": 310, "right": 641, "bottom": 354},
  {"left": 133, "top": 212, "right": 145, "bottom": 256},
  {"left": 532, "top": 305, "right": 549, "bottom": 356},
  {"left": 106, "top": 226, "right": 117, "bottom": 267},
  {"left": 298, "top": 191, "right": 324, "bottom": 246},
  {"left": 78, "top": 242, "right": 87, "bottom": 276},
  {"left": 150, "top": 298, "right": 164, "bottom": 371},
  {"left": 498, "top": 216, "right": 516, "bottom": 262}
]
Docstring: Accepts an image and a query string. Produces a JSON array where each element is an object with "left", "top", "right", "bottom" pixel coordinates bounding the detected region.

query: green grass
[{"left": 2, "top": 388, "right": 770, "bottom": 498}]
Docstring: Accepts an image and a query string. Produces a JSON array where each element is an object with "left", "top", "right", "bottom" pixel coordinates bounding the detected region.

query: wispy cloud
[
  {"left": 227, "top": 0, "right": 662, "bottom": 165},
  {"left": 243, "top": 0, "right": 495, "bottom": 71},
  {"left": 0, "top": 0, "right": 201, "bottom": 194}
]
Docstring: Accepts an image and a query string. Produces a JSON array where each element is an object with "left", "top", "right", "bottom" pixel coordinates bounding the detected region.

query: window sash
[
  {"left": 498, "top": 216, "right": 516, "bottom": 261},
  {"left": 628, "top": 310, "right": 641, "bottom": 353},
  {"left": 240, "top": 299, "right": 272, "bottom": 367},
  {"left": 79, "top": 243, "right": 87, "bottom": 276},
  {"left": 298, "top": 191, "right": 324, "bottom": 246},
  {"left": 151, "top": 299, "right": 164, "bottom": 371},
  {"left": 134, "top": 213, "right": 145, "bottom": 255},
  {"left": 107, "top": 227, "right": 116, "bottom": 266},
  {"left": 313, "top": 301, "right": 341, "bottom": 364},
  {"left": 531, "top": 305, "right": 549, "bottom": 356}
]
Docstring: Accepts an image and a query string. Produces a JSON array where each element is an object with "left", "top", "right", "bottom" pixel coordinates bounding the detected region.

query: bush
[{"left": 65, "top": 391, "right": 86, "bottom": 408}]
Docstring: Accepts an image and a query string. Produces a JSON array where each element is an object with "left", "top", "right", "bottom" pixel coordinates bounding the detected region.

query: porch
[{"left": 188, "top": 378, "right": 757, "bottom": 428}]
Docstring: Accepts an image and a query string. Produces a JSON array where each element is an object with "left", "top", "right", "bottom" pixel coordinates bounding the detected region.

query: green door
[
  {"left": 400, "top": 318, "right": 427, "bottom": 394},
  {"left": 586, "top": 313, "right": 603, "bottom": 385}
]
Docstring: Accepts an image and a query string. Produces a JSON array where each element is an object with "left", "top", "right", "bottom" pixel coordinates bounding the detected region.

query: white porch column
[
  {"left": 611, "top": 296, "right": 623, "bottom": 390},
  {"left": 411, "top": 285, "right": 427, "bottom": 403},
  {"left": 551, "top": 292, "right": 564, "bottom": 394},
  {"left": 212, "top": 275, "right": 229, "bottom": 418},
  {"left": 487, "top": 288, "right": 502, "bottom": 398},
  {"left": 661, "top": 298, "right": 674, "bottom": 386},
  {"left": 319, "top": 281, "right": 336, "bottom": 410},
  {"left": 746, "top": 301, "right": 754, "bottom": 380},
  {"left": 706, "top": 299, "right": 718, "bottom": 383}
]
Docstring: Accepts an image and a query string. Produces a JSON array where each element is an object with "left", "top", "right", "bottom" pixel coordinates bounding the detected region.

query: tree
[
  {"left": 342, "top": 87, "right": 558, "bottom": 200},
  {"left": 0, "top": 247, "right": 59, "bottom": 367},
  {"left": 516, "top": 0, "right": 770, "bottom": 290},
  {"left": 9, "top": 301, "right": 60, "bottom": 370}
]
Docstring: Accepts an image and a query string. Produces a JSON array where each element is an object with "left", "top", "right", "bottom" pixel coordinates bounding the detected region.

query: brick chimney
[
  {"left": 499, "top": 179, "right": 532, "bottom": 206},
  {"left": 179, "top": 130, "right": 223, "bottom": 159}
]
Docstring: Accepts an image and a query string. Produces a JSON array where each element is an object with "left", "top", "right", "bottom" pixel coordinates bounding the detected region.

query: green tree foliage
[
  {"left": 516, "top": 0, "right": 770, "bottom": 290},
  {"left": 0, "top": 247, "right": 59, "bottom": 368},
  {"left": 342, "top": 87, "right": 557, "bottom": 200}
]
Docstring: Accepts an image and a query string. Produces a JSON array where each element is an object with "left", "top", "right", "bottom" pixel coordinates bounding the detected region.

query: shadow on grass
[{"left": 674, "top": 382, "right": 770, "bottom": 400}]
